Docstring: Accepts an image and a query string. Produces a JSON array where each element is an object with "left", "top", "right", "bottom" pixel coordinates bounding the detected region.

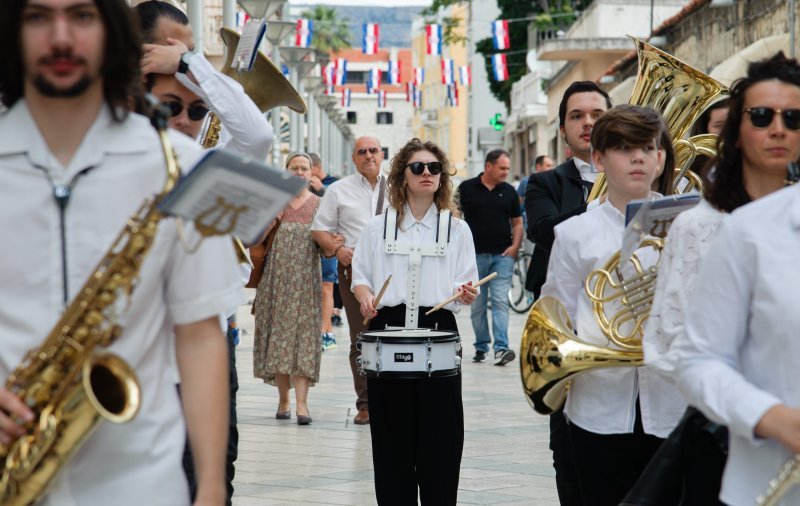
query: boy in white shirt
[{"left": 541, "top": 104, "right": 675, "bottom": 506}]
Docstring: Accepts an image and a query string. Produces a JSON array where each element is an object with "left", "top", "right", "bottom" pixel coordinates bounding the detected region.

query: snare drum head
[{"left": 358, "top": 328, "right": 458, "bottom": 343}]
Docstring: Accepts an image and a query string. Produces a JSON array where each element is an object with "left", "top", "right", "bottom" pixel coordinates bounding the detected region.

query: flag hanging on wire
[
  {"left": 446, "top": 83, "right": 459, "bottom": 107},
  {"left": 414, "top": 67, "right": 425, "bottom": 86},
  {"left": 405, "top": 82, "right": 415, "bottom": 102},
  {"left": 362, "top": 23, "right": 380, "bottom": 55},
  {"left": 341, "top": 88, "right": 351, "bottom": 107},
  {"left": 323, "top": 63, "right": 335, "bottom": 86},
  {"left": 491, "top": 53, "right": 509, "bottom": 81},
  {"left": 459, "top": 65, "right": 471, "bottom": 86},
  {"left": 388, "top": 60, "right": 401, "bottom": 84},
  {"left": 296, "top": 19, "right": 313, "bottom": 48},
  {"left": 426, "top": 24, "right": 442, "bottom": 56},
  {"left": 367, "top": 68, "right": 381, "bottom": 94},
  {"left": 413, "top": 88, "right": 423, "bottom": 108},
  {"left": 335, "top": 58, "right": 348, "bottom": 85},
  {"left": 440, "top": 58, "right": 455, "bottom": 84},
  {"left": 492, "top": 20, "right": 510, "bottom": 50},
  {"left": 377, "top": 89, "right": 387, "bottom": 108}
]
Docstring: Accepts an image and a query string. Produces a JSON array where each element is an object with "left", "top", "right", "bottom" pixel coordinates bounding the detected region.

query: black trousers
[
  {"left": 569, "top": 400, "right": 664, "bottom": 506},
  {"left": 550, "top": 407, "right": 582, "bottom": 506},
  {"left": 367, "top": 305, "right": 463, "bottom": 506}
]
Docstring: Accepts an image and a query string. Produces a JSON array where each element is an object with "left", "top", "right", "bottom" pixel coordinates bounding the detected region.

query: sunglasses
[
  {"left": 406, "top": 161, "right": 443, "bottom": 176},
  {"left": 164, "top": 101, "right": 210, "bottom": 121},
  {"left": 356, "top": 147, "right": 381, "bottom": 156},
  {"left": 744, "top": 107, "right": 800, "bottom": 130}
]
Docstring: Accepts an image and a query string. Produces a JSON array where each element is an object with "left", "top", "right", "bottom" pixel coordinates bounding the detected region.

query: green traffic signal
[{"left": 489, "top": 113, "right": 504, "bottom": 131}]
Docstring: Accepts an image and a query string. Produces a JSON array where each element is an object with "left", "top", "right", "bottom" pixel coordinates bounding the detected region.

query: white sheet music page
[
  {"left": 620, "top": 194, "right": 701, "bottom": 264},
  {"left": 233, "top": 18, "right": 266, "bottom": 72}
]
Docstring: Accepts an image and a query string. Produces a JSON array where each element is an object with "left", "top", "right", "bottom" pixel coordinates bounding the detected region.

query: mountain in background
[{"left": 290, "top": 4, "right": 424, "bottom": 48}]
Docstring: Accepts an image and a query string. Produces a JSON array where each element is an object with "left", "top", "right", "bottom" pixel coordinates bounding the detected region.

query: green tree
[{"left": 300, "top": 5, "right": 352, "bottom": 53}]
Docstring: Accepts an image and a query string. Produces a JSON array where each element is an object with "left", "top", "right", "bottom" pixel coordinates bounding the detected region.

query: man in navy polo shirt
[{"left": 457, "top": 149, "right": 522, "bottom": 365}]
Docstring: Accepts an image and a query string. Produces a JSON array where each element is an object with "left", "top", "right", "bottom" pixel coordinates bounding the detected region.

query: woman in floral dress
[{"left": 254, "top": 153, "right": 322, "bottom": 425}]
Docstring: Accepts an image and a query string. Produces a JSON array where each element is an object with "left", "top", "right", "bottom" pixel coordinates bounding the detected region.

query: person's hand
[
  {"left": 359, "top": 294, "right": 378, "bottom": 320},
  {"left": 330, "top": 233, "right": 345, "bottom": 247},
  {"left": 141, "top": 38, "right": 190, "bottom": 75},
  {"left": 309, "top": 176, "right": 324, "bottom": 192},
  {"left": 501, "top": 245, "right": 519, "bottom": 258},
  {"left": 336, "top": 246, "right": 354, "bottom": 267},
  {"left": 457, "top": 282, "right": 477, "bottom": 305},
  {"left": 755, "top": 404, "right": 800, "bottom": 454},
  {"left": 0, "top": 388, "right": 34, "bottom": 445}
]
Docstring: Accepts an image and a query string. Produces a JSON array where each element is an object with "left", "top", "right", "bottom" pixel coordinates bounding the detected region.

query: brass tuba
[
  {"left": 0, "top": 105, "right": 180, "bottom": 505},
  {"left": 521, "top": 40, "right": 727, "bottom": 414},
  {"left": 587, "top": 37, "right": 729, "bottom": 201}
]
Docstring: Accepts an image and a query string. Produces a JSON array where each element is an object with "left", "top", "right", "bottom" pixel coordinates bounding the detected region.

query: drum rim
[{"left": 358, "top": 329, "right": 459, "bottom": 343}]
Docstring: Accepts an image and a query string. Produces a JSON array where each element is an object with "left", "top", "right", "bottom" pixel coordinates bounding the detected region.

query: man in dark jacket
[{"left": 523, "top": 80, "right": 611, "bottom": 506}]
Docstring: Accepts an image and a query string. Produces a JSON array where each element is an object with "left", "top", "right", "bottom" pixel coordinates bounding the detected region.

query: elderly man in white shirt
[
  {"left": 0, "top": 1, "right": 239, "bottom": 504},
  {"left": 311, "top": 136, "right": 388, "bottom": 425}
]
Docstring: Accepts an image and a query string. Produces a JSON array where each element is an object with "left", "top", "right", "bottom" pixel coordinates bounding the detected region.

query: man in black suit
[{"left": 523, "top": 81, "right": 611, "bottom": 506}]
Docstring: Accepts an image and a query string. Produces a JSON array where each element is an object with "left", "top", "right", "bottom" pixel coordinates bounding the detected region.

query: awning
[{"left": 710, "top": 34, "right": 790, "bottom": 87}]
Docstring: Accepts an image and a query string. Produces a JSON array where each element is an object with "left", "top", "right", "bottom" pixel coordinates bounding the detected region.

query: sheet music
[
  {"left": 620, "top": 194, "right": 701, "bottom": 264},
  {"left": 233, "top": 18, "right": 266, "bottom": 72}
]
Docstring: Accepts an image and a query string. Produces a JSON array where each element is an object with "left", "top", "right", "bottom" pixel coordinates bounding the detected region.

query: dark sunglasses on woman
[
  {"left": 164, "top": 101, "right": 210, "bottom": 121},
  {"left": 406, "top": 161, "right": 444, "bottom": 176},
  {"left": 744, "top": 107, "right": 800, "bottom": 130}
]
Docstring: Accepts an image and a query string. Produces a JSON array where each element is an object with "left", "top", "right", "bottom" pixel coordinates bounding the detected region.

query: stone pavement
[{"left": 232, "top": 293, "right": 559, "bottom": 506}]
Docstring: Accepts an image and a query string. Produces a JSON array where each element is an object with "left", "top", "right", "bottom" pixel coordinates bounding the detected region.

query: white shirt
[
  {"left": 179, "top": 52, "right": 273, "bottom": 161},
  {"left": 674, "top": 184, "right": 800, "bottom": 506},
  {"left": 543, "top": 199, "right": 684, "bottom": 437},
  {"left": 0, "top": 102, "right": 243, "bottom": 506},
  {"left": 645, "top": 199, "right": 727, "bottom": 379},
  {"left": 311, "top": 172, "right": 388, "bottom": 247},
  {"left": 351, "top": 204, "right": 479, "bottom": 313}
]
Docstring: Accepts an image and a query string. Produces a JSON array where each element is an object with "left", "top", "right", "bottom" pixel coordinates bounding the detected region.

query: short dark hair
[
  {"left": 307, "top": 152, "right": 322, "bottom": 167},
  {"left": 558, "top": 81, "right": 612, "bottom": 127},
  {"left": 591, "top": 104, "right": 673, "bottom": 195},
  {"left": 0, "top": 0, "right": 142, "bottom": 121},
  {"left": 691, "top": 98, "right": 730, "bottom": 136},
  {"left": 134, "top": 0, "right": 189, "bottom": 44},
  {"left": 485, "top": 149, "right": 510, "bottom": 165},
  {"left": 534, "top": 155, "right": 547, "bottom": 167}
]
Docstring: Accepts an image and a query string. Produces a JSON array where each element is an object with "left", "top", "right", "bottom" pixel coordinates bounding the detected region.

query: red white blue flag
[
  {"left": 334, "top": 58, "right": 348, "bottom": 86},
  {"left": 296, "top": 19, "right": 313, "bottom": 48},
  {"left": 446, "top": 84, "right": 459, "bottom": 107},
  {"left": 413, "top": 88, "right": 423, "bottom": 108},
  {"left": 405, "top": 82, "right": 415, "bottom": 102},
  {"left": 377, "top": 89, "right": 387, "bottom": 108},
  {"left": 426, "top": 24, "right": 442, "bottom": 56},
  {"left": 367, "top": 68, "right": 381, "bottom": 94},
  {"left": 414, "top": 67, "right": 425, "bottom": 86},
  {"left": 491, "top": 53, "right": 509, "bottom": 82},
  {"left": 362, "top": 23, "right": 380, "bottom": 55},
  {"left": 323, "top": 63, "right": 335, "bottom": 86},
  {"left": 341, "top": 88, "right": 351, "bottom": 107},
  {"left": 492, "top": 20, "right": 510, "bottom": 50},
  {"left": 387, "top": 60, "right": 401, "bottom": 85},
  {"left": 324, "top": 85, "right": 335, "bottom": 95},
  {"left": 459, "top": 65, "right": 471, "bottom": 86},
  {"left": 441, "top": 58, "right": 455, "bottom": 84}
]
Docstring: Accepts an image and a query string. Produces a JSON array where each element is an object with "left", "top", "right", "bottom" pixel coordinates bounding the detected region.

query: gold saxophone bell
[{"left": 587, "top": 37, "right": 729, "bottom": 201}]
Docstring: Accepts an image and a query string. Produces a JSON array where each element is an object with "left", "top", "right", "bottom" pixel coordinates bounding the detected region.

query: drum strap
[{"left": 383, "top": 208, "right": 450, "bottom": 328}]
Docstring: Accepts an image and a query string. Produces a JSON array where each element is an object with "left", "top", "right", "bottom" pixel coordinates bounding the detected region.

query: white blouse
[
  {"left": 351, "top": 204, "right": 479, "bottom": 313},
  {"left": 543, "top": 199, "right": 685, "bottom": 437},
  {"left": 674, "top": 184, "right": 800, "bottom": 506},
  {"left": 644, "top": 199, "right": 727, "bottom": 378}
]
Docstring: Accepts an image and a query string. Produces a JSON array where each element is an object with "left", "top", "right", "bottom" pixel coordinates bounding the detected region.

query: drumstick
[
  {"left": 363, "top": 275, "right": 392, "bottom": 326},
  {"left": 425, "top": 272, "right": 497, "bottom": 315}
]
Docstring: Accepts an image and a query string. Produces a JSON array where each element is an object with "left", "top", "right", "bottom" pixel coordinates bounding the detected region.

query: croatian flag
[
  {"left": 341, "top": 88, "right": 351, "bottom": 107},
  {"left": 362, "top": 23, "right": 380, "bottom": 55},
  {"left": 492, "top": 53, "right": 509, "bottom": 82},
  {"left": 323, "top": 63, "right": 335, "bottom": 86},
  {"left": 334, "top": 58, "right": 348, "bottom": 86},
  {"left": 324, "top": 85, "right": 335, "bottom": 95},
  {"left": 459, "top": 65, "right": 471, "bottom": 86},
  {"left": 446, "top": 84, "right": 459, "bottom": 107},
  {"left": 296, "top": 19, "right": 313, "bottom": 48},
  {"left": 367, "top": 68, "right": 381, "bottom": 94},
  {"left": 426, "top": 24, "right": 442, "bottom": 56},
  {"left": 414, "top": 67, "right": 425, "bottom": 86},
  {"left": 405, "top": 82, "right": 415, "bottom": 102},
  {"left": 441, "top": 58, "right": 455, "bottom": 85},
  {"left": 387, "top": 60, "right": 401, "bottom": 84},
  {"left": 377, "top": 89, "right": 387, "bottom": 108},
  {"left": 492, "top": 20, "right": 510, "bottom": 50},
  {"left": 413, "top": 88, "right": 423, "bottom": 108}
]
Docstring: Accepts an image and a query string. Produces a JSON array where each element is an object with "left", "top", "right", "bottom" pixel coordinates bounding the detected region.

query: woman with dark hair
[
  {"left": 632, "top": 51, "right": 800, "bottom": 505},
  {"left": 351, "top": 138, "right": 478, "bottom": 505}
]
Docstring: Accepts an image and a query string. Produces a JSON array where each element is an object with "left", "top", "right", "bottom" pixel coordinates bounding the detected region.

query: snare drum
[{"left": 357, "top": 329, "right": 462, "bottom": 378}]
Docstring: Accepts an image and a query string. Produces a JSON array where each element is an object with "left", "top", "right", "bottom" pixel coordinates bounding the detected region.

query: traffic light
[{"left": 490, "top": 113, "right": 505, "bottom": 131}]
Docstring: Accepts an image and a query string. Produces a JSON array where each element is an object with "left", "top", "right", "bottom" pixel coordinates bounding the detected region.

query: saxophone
[{"left": 0, "top": 105, "right": 181, "bottom": 506}]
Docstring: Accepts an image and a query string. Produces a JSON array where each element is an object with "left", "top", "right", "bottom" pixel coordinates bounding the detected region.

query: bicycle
[{"left": 508, "top": 250, "right": 535, "bottom": 314}]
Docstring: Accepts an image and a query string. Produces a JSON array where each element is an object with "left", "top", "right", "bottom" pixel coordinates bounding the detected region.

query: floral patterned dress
[{"left": 253, "top": 194, "right": 322, "bottom": 386}]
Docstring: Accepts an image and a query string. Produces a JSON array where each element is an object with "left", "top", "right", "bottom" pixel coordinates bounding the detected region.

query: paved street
[{"left": 232, "top": 291, "right": 559, "bottom": 505}]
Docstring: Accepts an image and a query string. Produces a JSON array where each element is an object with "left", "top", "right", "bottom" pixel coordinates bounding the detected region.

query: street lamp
[{"left": 238, "top": 0, "right": 285, "bottom": 20}]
